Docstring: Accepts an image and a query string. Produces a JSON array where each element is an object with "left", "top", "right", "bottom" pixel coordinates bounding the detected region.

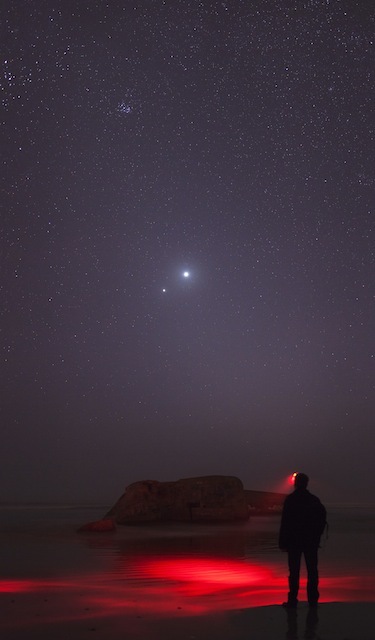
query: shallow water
[{"left": 0, "top": 504, "right": 374, "bottom": 630}]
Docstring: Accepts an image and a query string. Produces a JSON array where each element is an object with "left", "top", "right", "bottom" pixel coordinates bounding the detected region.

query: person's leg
[
  {"left": 286, "top": 548, "right": 302, "bottom": 606},
  {"left": 304, "top": 546, "right": 319, "bottom": 605}
]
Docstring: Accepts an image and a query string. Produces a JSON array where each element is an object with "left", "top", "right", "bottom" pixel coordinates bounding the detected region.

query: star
[{"left": 183, "top": 271, "right": 190, "bottom": 278}]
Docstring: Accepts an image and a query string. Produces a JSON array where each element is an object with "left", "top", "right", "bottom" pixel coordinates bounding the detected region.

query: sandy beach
[
  {"left": 1, "top": 505, "right": 374, "bottom": 639},
  {"left": 2, "top": 594, "right": 375, "bottom": 639}
]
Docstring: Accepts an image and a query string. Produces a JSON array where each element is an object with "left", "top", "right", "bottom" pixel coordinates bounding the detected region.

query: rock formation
[
  {"left": 77, "top": 518, "right": 116, "bottom": 533},
  {"left": 106, "top": 475, "right": 250, "bottom": 524},
  {"left": 244, "top": 489, "right": 285, "bottom": 514}
]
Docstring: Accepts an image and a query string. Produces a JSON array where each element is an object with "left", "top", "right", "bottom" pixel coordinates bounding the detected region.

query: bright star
[{"left": 183, "top": 271, "right": 190, "bottom": 278}]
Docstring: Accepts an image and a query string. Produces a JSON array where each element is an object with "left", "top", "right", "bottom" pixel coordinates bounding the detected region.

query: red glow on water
[
  {"left": 1, "top": 555, "right": 374, "bottom": 622},
  {"left": 1, "top": 553, "right": 375, "bottom": 635},
  {"left": 0, "top": 580, "right": 34, "bottom": 593},
  {"left": 143, "top": 557, "right": 270, "bottom": 587},
  {"left": 0, "top": 576, "right": 99, "bottom": 594}
]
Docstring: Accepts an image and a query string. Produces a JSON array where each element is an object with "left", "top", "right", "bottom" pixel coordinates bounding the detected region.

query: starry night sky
[{"left": 2, "top": 1, "right": 374, "bottom": 504}]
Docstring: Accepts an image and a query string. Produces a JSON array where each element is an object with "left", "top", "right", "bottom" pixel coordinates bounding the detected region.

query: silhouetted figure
[{"left": 279, "top": 473, "right": 327, "bottom": 608}]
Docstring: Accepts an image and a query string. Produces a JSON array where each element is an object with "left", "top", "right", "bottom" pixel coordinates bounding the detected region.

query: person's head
[{"left": 294, "top": 472, "right": 309, "bottom": 490}]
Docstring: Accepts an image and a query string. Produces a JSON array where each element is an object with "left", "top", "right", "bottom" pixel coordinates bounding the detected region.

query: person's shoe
[
  {"left": 308, "top": 601, "right": 318, "bottom": 608},
  {"left": 282, "top": 601, "right": 297, "bottom": 609}
]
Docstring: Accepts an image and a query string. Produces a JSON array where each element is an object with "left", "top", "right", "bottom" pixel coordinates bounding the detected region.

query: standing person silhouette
[{"left": 279, "top": 473, "right": 327, "bottom": 608}]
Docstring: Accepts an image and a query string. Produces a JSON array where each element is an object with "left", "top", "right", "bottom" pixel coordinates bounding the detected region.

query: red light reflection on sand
[
  {"left": 1, "top": 556, "right": 375, "bottom": 631},
  {"left": 0, "top": 580, "right": 35, "bottom": 593},
  {"left": 142, "top": 557, "right": 272, "bottom": 590},
  {"left": 89, "top": 556, "right": 285, "bottom": 615}
]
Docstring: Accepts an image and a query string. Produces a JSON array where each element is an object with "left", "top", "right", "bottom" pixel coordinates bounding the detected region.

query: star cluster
[{"left": 1, "top": 1, "right": 374, "bottom": 503}]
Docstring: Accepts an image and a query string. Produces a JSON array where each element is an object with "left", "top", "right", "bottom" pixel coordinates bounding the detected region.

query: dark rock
[
  {"left": 106, "top": 475, "right": 250, "bottom": 524},
  {"left": 77, "top": 518, "right": 116, "bottom": 533},
  {"left": 244, "top": 489, "right": 285, "bottom": 514}
]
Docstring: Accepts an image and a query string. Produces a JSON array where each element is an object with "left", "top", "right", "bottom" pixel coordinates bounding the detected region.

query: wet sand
[
  {"left": 1, "top": 595, "right": 375, "bottom": 640},
  {"left": 1, "top": 505, "right": 374, "bottom": 639}
]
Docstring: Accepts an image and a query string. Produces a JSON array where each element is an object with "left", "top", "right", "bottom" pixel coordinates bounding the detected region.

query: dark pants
[{"left": 287, "top": 546, "right": 319, "bottom": 605}]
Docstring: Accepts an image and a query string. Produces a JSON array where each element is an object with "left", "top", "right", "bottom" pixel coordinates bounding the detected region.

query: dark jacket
[{"left": 279, "top": 488, "right": 327, "bottom": 550}]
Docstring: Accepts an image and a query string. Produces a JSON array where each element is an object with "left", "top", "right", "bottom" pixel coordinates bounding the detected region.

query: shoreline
[
  {"left": 1, "top": 599, "right": 374, "bottom": 640},
  {"left": 1, "top": 505, "right": 374, "bottom": 639}
]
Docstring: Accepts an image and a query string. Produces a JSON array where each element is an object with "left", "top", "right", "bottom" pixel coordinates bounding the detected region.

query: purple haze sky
[{"left": 1, "top": 1, "right": 374, "bottom": 505}]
